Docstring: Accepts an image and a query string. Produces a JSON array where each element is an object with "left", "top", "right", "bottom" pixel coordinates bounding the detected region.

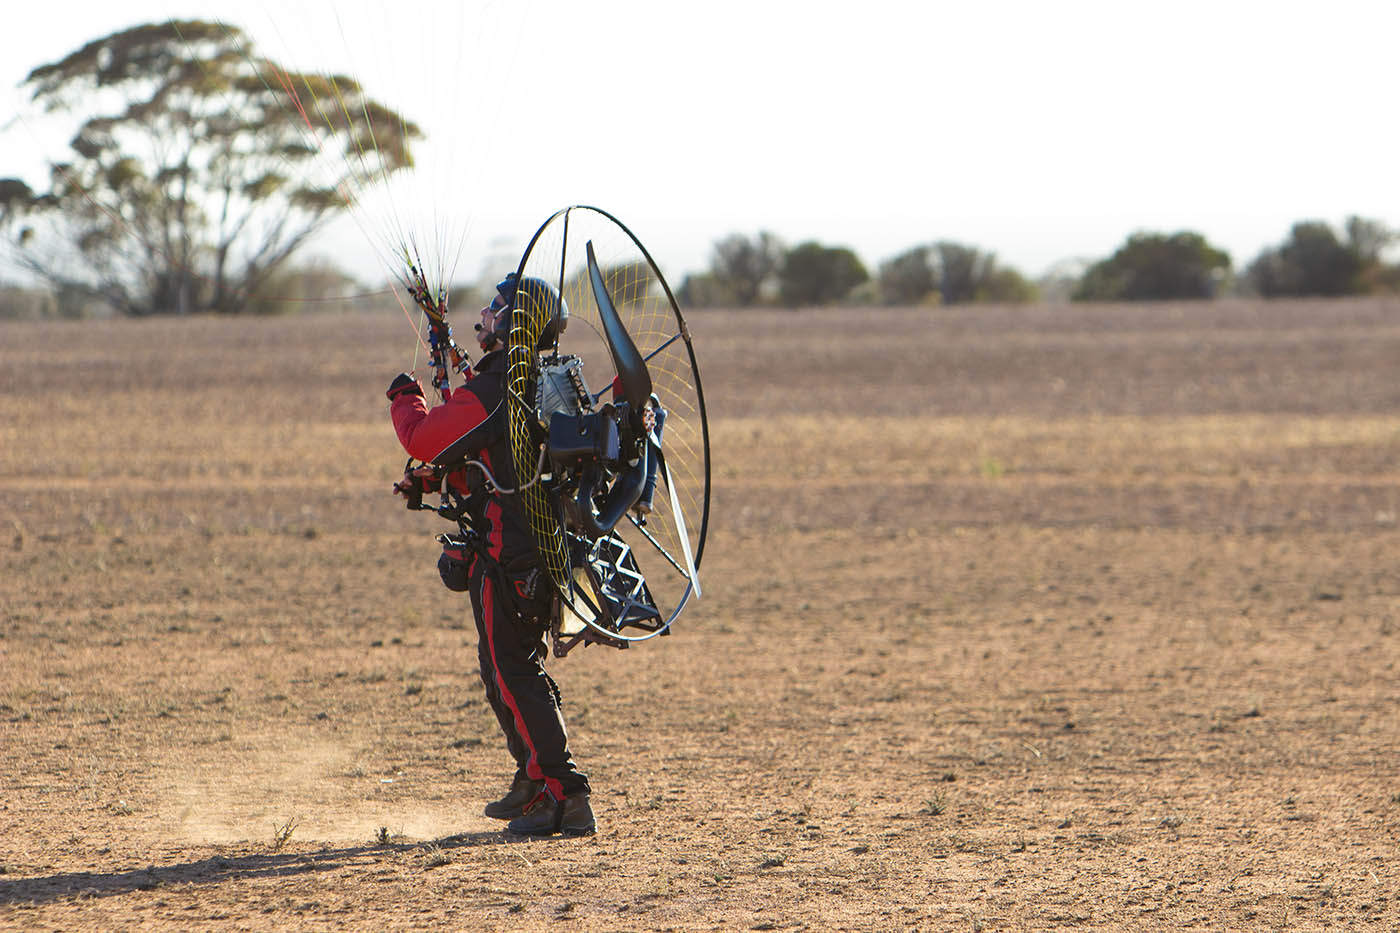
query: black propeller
[{"left": 587, "top": 240, "right": 653, "bottom": 411}]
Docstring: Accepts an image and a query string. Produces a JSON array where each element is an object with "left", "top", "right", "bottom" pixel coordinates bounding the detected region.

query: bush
[
  {"left": 777, "top": 242, "right": 869, "bottom": 307},
  {"left": 1246, "top": 217, "right": 1394, "bottom": 297},
  {"left": 1074, "top": 231, "right": 1230, "bottom": 301},
  {"left": 877, "top": 246, "right": 936, "bottom": 305},
  {"left": 0, "top": 284, "right": 56, "bottom": 320},
  {"left": 877, "top": 241, "right": 1035, "bottom": 305}
]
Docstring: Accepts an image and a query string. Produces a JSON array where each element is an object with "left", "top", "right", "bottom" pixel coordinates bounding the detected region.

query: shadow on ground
[{"left": 0, "top": 830, "right": 522, "bottom": 906}]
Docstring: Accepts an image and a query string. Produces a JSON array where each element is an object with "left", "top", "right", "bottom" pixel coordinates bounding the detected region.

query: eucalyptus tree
[{"left": 0, "top": 20, "right": 420, "bottom": 315}]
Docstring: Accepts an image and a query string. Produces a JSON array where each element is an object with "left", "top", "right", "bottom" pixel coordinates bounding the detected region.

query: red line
[
  {"left": 481, "top": 576, "right": 565, "bottom": 802},
  {"left": 266, "top": 63, "right": 313, "bottom": 131}
]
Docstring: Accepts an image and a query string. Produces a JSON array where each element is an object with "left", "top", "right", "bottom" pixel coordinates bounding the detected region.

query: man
[{"left": 385, "top": 273, "right": 595, "bottom": 837}]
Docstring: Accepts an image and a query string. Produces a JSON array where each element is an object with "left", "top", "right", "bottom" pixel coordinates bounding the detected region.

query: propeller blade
[
  {"left": 657, "top": 447, "right": 701, "bottom": 599},
  {"left": 587, "top": 240, "right": 653, "bottom": 410}
]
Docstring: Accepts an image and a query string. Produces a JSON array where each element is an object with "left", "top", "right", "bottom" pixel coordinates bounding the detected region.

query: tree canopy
[
  {"left": 0, "top": 20, "right": 421, "bottom": 315},
  {"left": 876, "top": 245, "right": 936, "bottom": 305},
  {"left": 710, "top": 231, "right": 783, "bottom": 306},
  {"left": 678, "top": 231, "right": 783, "bottom": 308},
  {"left": 1246, "top": 217, "right": 1395, "bottom": 297},
  {"left": 778, "top": 241, "right": 869, "bottom": 307},
  {"left": 876, "top": 241, "right": 1035, "bottom": 305},
  {"left": 1073, "top": 231, "right": 1230, "bottom": 301}
]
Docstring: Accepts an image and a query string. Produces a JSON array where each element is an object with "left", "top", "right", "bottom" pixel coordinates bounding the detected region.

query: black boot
[
  {"left": 506, "top": 792, "right": 596, "bottom": 837},
  {"left": 484, "top": 775, "right": 546, "bottom": 821}
]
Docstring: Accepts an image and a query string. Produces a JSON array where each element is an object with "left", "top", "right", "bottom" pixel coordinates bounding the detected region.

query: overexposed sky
[{"left": 3, "top": 0, "right": 1398, "bottom": 283}]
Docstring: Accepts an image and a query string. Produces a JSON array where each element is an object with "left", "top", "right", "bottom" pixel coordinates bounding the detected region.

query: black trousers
[{"left": 468, "top": 557, "right": 589, "bottom": 801}]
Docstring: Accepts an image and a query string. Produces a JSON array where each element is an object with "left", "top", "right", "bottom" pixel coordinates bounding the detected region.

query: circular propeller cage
[{"left": 504, "top": 206, "right": 710, "bottom": 644}]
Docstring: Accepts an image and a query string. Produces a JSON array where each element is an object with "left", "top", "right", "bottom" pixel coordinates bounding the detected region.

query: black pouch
[
  {"left": 436, "top": 535, "right": 473, "bottom": 592},
  {"left": 548, "top": 411, "right": 619, "bottom": 465}
]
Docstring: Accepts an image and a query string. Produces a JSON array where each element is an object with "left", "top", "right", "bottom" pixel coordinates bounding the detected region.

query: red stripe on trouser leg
[{"left": 480, "top": 575, "right": 567, "bottom": 802}]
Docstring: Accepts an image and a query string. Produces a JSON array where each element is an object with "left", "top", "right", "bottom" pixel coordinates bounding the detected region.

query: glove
[
  {"left": 386, "top": 373, "right": 424, "bottom": 402},
  {"left": 393, "top": 464, "right": 442, "bottom": 498},
  {"left": 393, "top": 464, "right": 442, "bottom": 509}
]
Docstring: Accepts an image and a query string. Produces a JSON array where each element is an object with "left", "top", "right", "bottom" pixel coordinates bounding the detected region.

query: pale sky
[{"left": 3, "top": 0, "right": 1398, "bottom": 283}]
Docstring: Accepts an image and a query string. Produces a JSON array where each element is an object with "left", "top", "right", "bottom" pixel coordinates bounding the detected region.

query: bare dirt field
[{"left": 2, "top": 298, "right": 1399, "bottom": 930}]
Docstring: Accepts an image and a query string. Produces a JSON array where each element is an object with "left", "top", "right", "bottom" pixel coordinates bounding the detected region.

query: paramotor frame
[{"left": 503, "top": 205, "right": 710, "bottom": 653}]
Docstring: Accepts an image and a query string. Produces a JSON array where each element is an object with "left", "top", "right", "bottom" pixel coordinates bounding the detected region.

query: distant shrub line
[{"left": 3, "top": 216, "right": 1396, "bottom": 319}]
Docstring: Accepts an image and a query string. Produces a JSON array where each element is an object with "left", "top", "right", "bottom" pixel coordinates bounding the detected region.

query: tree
[
  {"left": 1345, "top": 216, "right": 1395, "bottom": 265},
  {"left": 933, "top": 241, "right": 991, "bottom": 305},
  {"left": 707, "top": 231, "right": 783, "bottom": 306},
  {"left": 877, "top": 240, "right": 1035, "bottom": 305},
  {"left": 0, "top": 20, "right": 420, "bottom": 315},
  {"left": 676, "top": 271, "right": 733, "bottom": 308},
  {"left": 1074, "top": 231, "right": 1230, "bottom": 301},
  {"left": 976, "top": 265, "right": 1037, "bottom": 303},
  {"left": 777, "top": 241, "right": 869, "bottom": 306},
  {"left": 1247, "top": 217, "right": 1393, "bottom": 297},
  {"left": 877, "top": 245, "right": 935, "bottom": 305}
]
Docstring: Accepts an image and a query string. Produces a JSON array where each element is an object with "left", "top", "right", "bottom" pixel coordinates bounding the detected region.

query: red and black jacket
[{"left": 390, "top": 350, "right": 536, "bottom": 568}]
